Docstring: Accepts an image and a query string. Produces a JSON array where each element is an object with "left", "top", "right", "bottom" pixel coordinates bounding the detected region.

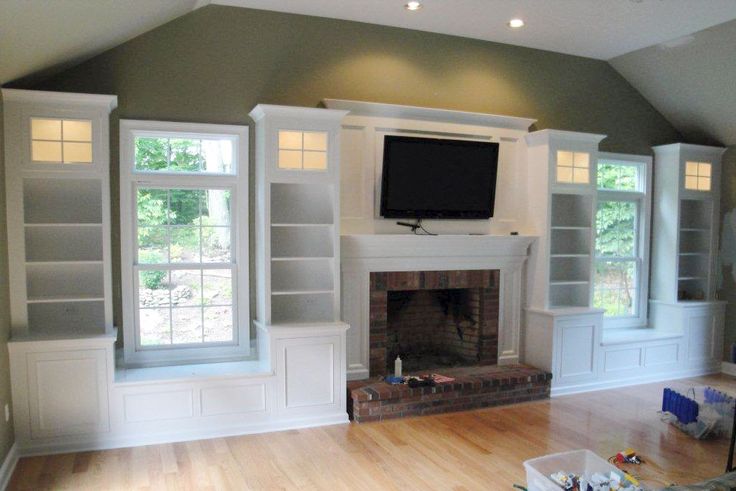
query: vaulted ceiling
[{"left": 1, "top": 0, "right": 734, "bottom": 146}]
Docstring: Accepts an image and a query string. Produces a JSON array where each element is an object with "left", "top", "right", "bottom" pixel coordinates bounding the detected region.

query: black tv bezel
[{"left": 379, "top": 135, "right": 499, "bottom": 220}]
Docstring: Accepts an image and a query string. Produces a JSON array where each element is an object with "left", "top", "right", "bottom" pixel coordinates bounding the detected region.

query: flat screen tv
[{"left": 379, "top": 135, "right": 500, "bottom": 219}]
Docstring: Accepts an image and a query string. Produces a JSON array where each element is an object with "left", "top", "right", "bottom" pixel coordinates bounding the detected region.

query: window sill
[{"left": 115, "top": 359, "right": 270, "bottom": 385}]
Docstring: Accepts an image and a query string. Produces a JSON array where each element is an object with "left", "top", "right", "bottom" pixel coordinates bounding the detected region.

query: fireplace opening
[
  {"left": 370, "top": 270, "right": 500, "bottom": 377},
  {"left": 387, "top": 288, "right": 483, "bottom": 372}
]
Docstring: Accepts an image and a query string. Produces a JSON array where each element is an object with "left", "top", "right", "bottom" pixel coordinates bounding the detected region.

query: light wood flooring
[{"left": 8, "top": 374, "right": 735, "bottom": 490}]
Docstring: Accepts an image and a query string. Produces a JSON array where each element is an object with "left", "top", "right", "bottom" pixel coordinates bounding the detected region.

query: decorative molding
[
  {"left": 249, "top": 104, "right": 348, "bottom": 123},
  {"left": 524, "top": 129, "right": 607, "bottom": 147},
  {"left": 341, "top": 234, "right": 536, "bottom": 259},
  {"left": 1, "top": 88, "right": 117, "bottom": 111},
  {"left": 323, "top": 99, "right": 536, "bottom": 131},
  {"left": 0, "top": 443, "right": 18, "bottom": 491},
  {"left": 652, "top": 142, "right": 727, "bottom": 157}
]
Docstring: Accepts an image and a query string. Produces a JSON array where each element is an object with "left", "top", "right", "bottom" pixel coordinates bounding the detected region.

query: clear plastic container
[{"left": 523, "top": 449, "right": 621, "bottom": 491}]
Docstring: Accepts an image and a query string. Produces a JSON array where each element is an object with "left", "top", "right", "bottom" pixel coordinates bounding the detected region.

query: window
[
  {"left": 684, "top": 161, "right": 712, "bottom": 191},
  {"left": 31, "top": 118, "right": 92, "bottom": 163},
  {"left": 120, "top": 120, "right": 248, "bottom": 366},
  {"left": 593, "top": 155, "right": 651, "bottom": 327},
  {"left": 556, "top": 150, "right": 590, "bottom": 184},
  {"left": 278, "top": 130, "right": 327, "bottom": 170}
]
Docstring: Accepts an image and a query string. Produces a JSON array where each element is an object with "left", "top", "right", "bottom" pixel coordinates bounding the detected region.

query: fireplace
[{"left": 369, "top": 270, "right": 500, "bottom": 376}]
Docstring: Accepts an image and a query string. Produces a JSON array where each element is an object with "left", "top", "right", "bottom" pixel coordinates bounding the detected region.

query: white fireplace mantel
[{"left": 340, "top": 233, "right": 538, "bottom": 379}]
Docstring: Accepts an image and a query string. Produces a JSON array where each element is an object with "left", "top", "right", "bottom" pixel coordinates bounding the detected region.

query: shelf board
[
  {"left": 24, "top": 223, "right": 103, "bottom": 228},
  {"left": 271, "top": 223, "right": 333, "bottom": 228},
  {"left": 551, "top": 226, "right": 591, "bottom": 231},
  {"left": 680, "top": 228, "right": 710, "bottom": 232},
  {"left": 27, "top": 296, "right": 105, "bottom": 304},
  {"left": 678, "top": 276, "right": 707, "bottom": 281},
  {"left": 550, "top": 254, "right": 590, "bottom": 259},
  {"left": 25, "top": 260, "right": 103, "bottom": 266},
  {"left": 679, "top": 252, "right": 709, "bottom": 256},
  {"left": 550, "top": 281, "right": 589, "bottom": 286},
  {"left": 271, "top": 257, "right": 334, "bottom": 262},
  {"left": 271, "top": 289, "right": 334, "bottom": 296}
]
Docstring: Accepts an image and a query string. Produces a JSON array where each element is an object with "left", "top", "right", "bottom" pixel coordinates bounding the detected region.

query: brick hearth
[{"left": 348, "top": 365, "right": 552, "bottom": 423}]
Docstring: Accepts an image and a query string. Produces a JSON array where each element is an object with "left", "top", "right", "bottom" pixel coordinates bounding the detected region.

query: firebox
[{"left": 369, "top": 270, "right": 500, "bottom": 376}]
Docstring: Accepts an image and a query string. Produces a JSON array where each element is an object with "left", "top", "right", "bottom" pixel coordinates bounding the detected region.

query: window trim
[
  {"left": 120, "top": 120, "right": 249, "bottom": 367},
  {"left": 595, "top": 153, "right": 652, "bottom": 329}
]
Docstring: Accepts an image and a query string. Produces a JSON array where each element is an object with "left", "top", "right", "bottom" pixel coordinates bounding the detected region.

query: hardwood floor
[{"left": 8, "top": 374, "right": 735, "bottom": 490}]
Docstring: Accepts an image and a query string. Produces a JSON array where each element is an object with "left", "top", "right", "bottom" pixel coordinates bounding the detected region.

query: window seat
[
  {"left": 115, "top": 359, "right": 270, "bottom": 385},
  {"left": 601, "top": 327, "right": 683, "bottom": 346}
]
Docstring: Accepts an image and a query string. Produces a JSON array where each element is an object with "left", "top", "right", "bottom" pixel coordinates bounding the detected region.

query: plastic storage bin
[{"left": 523, "top": 449, "right": 621, "bottom": 491}]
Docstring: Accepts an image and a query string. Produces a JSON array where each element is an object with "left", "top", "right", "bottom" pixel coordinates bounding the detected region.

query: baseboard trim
[
  {"left": 551, "top": 365, "right": 721, "bottom": 397},
  {"left": 0, "top": 443, "right": 19, "bottom": 491},
  {"left": 722, "top": 361, "right": 736, "bottom": 376},
  {"left": 16, "top": 413, "right": 349, "bottom": 457}
]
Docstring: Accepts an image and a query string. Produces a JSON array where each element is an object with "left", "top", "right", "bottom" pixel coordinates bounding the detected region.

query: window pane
[
  {"left": 138, "top": 227, "right": 168, "bottom": 263},
  {"left": 135, "top": 137, "right": 169, "bottom": 171},
  {"left": 169, "top": 139, "right": 204, "bottom": 172},
  {"left": 303, "top": 132, "right": 327, "bottom": 151},
  {"left": 201, "top": 189, "right": 231, "bottom": 226},
  {"left": 557, "top": 166, "right": 573, "bottom": 183},
  {"left": 202, "top": 227, "right": 231, "bottom": 263},
  {"left": 597, "top": 162, "right": 639, "bottom": 191},
  {"left": 31, "top": 141, "right": 62, "bottom": 162},
  {"left": 135, "top": 136, "right": 234, "bottom": 174},
  {"left": 172, "top": 307, "right": 203, "bottom": 344},
  {"left": 203, "top": 269, "right": 232, "bottom": 305},
  {"left": 557, "top": 150, "right": 573, "bottom": 167},
  {"left": 140, "top": 308, "right": 171, "bottom": 346},
  {"left": 170, "top": 227, "right": 200, "bottom": 263},
  {"left": 303, "top": 151, "right": 327, "bottom": 170},
  {"left": 31, "top": 118, "right": 61, "bottom": 140},
  {"left": 279, "top": 131, "right": 303, "bottom": 150},
  {"left": 204, "top": 306, "right": 233, "bottom": 342},
  {"left": 137, "top": 189, "right": 169, "bottom": 225},
  {"left": 279, "top": 149, "right": 302, "bottom": 169},
  {"left": 63, "top": 142, "right": 92, "bottom": 163},
  {"left": 169, "top": 189, "right": 202, "bottom": 225},
  {"left": 594, "top": 260, "right": 636, "bottom": 316},
  {"left": 138, "top": 270, "right": 170, "bottom": 307},
  {"left": 171, "top": 269, "right": 202, "bottom": 307},
  {"left": 62, "top": 120, "right": 92, "bottom": 141},
  {"left": 596, "top": 201, "right": 637, "bottom": 257},
  {"left": 573, "top": 152, "right": 589, "bottom": 168}
]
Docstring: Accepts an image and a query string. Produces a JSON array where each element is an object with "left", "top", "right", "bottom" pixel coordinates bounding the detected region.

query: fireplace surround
[{"left": 370, "top": 270, "right": 500, "bottom": 375}]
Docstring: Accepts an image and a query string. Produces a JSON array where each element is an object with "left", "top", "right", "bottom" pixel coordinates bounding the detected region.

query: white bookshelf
[
  {"left": 524, "top": 130, "right": 604, "bottom": 310},
  {"left": 2, "top": 89, "right": 117, "bottom": 339},
  {"left": 651, "top": 143, "right": 725, "bottom": 303},
  {"left": 250, "top": 105, "right": 348, "bottom": 326}
]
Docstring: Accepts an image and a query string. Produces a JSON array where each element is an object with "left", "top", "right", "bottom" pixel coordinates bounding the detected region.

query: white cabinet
[
  {"left": 8, "top": 335, "right": 115, "bottom": 442},
  {"left": 651, "top": 143, "right": 725, "bottom": 303},
  {"left": 2, "top": 89, "right": 116, "bottom": 339},
  {"left": 524, "top": 130, "right": 605, "bottom": 310}
]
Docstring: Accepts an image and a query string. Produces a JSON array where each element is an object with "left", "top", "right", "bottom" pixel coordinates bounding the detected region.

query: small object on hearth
[
  {"left": 431, "top": 373, "right": 455, "bottom": 383},
  {"left": 394, "top": 356, "right": 402, "bottom": 377},
  {"left": 384, "top": 375, "right": 404, "bottom": 385},
  {"left": 406, "top": 376, "right": 435, "bottom": 388}
]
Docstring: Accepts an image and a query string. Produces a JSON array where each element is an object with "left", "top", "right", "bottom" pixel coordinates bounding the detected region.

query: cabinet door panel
[{"left": 27, "top": 349, "right": 109, "bottom": 439}]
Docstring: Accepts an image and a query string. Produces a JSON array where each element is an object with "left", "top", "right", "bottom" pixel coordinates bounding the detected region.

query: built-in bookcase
[
  {"left": 651, "top": 143, "right": 725, "bottom": 303},
  {"left": 2, "top": 89, "right": 117, "bottom": 339},
  {"left": 525, "top": 130, "right": 604, "bottom": 311},
  {"left": 250, "top": 105, "right": 348, "bottom": 326}
]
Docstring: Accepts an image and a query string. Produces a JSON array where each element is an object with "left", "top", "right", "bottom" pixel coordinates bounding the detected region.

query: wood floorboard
[{"left": 7, "top": 374, "right": 735, "bottom": 490}]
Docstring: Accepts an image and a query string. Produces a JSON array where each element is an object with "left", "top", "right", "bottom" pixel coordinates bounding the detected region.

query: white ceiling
[
  {"left": 208, "top": 0, "right": 736, "bottom": 60},
  {"left": 0, "top": 0, "right": 198, "bottom": 85}
]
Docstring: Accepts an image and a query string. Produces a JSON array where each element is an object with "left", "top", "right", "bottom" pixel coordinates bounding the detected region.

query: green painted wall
[
  {"left": 0, "top": 100, "right": 15, "bottom": 466},
  {"left": 13, "top": 5, "right": 682, "bottom": 345}
]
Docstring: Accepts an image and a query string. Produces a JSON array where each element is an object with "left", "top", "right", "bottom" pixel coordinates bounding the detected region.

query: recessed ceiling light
[
  {"left": 405, "top": 1, "right": 422, "bottom": 11},
  {"left": 507, "top": 18, "right": 525, "bottom": 29}
]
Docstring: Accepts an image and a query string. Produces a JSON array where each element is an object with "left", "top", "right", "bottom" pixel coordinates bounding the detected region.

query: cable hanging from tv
[{"left": 397, "top": 219, "right": 437, "bottom": 235}]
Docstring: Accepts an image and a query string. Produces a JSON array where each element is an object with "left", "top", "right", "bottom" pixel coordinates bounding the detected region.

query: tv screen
[{"left": 379, "top": 135, "right": 500, "bottom": 219}]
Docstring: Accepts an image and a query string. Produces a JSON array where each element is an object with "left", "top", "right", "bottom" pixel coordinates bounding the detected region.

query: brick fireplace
[{"left": 369, "top": 270, "right": 500, "bottom": 376}]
